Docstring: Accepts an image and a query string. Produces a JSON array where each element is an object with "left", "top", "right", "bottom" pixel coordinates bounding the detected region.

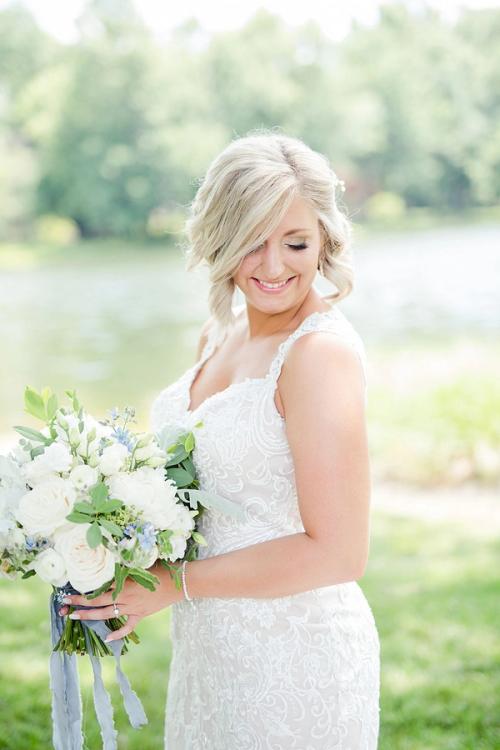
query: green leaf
[
  {"left": 184, "top": 432, "right": 195, "bottom": 453},
  {"left": 21, "top": 569, "right": 36, "bottom": 579},
  {"left": 89, "top": 482, "right": 109, "bottom": 508},
  {"left": 129, "top": 573, "right": 156, "bottom": 592},
  {"left": 167, "top": 466, "right": 194, "bottom": 488},
  {"left": 164, "top": 445, "right": 189, "bottom": 467},
  {"left": 84, "top": 577, "right": 114, "bottom": 599},
  {"left": 191, "top": 531, "right": 208, "bottom": 545},
  {"left": 13, "top": 426, "right": 51, "bottom": 444},
  {"left": 112, "top": 564, "right": 129, "bottom": 599},
  {"left": 73, "top": 502, "right": 95, "bottom": 515},
  {"left": 46, "top": 393, "right": 59, "bottom": 421},
  {"left": 98, "top": 499, "right": 123, "bottom": 514},
  {"left": 66, "top": 511, "right": 95, "bottom": 524},
  {"left": 24, "top": 386, "right": 46, "bottom": 421},
  {"left": 182, "top": 455, "right": 196, "bottom": 477},
  {"left": 87, "top": 522, "right": 102, "bottom": 548},
  {"left": 100, "top": 519, "right": 123, "bottom": 537}
]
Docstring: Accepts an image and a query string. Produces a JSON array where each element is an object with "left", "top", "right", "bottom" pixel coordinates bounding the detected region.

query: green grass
[{"left": 0, "top": 510, "right": 498, "bottom": 749}]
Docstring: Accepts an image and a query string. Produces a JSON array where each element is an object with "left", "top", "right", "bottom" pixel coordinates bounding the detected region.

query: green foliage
[
  {"left": 364, "top": 191, "right": 407, "bottom": 223},
  {"left": 0, "top": 512, "right": 498, "bottom": 747},
  {"left": 0, "top": 4, "right": 498, "bottom": 239}
]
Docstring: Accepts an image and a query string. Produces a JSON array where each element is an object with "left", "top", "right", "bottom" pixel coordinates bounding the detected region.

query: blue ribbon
[{"left": 49, "top": 584, "right": 148, "bottom": 750}]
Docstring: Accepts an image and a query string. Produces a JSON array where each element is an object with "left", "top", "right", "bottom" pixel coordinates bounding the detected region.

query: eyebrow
[{"left": 283, "top": 228, "right": 311, "bottom": 236}]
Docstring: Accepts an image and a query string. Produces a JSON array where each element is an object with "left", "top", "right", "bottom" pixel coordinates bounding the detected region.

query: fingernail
[
  {"left": 104, "top": 636, "right": 112, "bottom": 643},
  {"left": 58, "top": 609, "right": 65, "bottom": 616},
  {"left": 69, "top": 613, "right": 79, "bottom": 619},
  {"left": 62, "top": 597, "right": 71, "bottom": 603}
]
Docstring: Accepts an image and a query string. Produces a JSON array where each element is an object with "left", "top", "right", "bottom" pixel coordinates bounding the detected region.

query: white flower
[
  {"left": 0, "top": 520, "right": 25, "bottom": 553},
  {"left": 31, "top": 548, "right": 68, "bottom": 586},
  {"left": 9, "top": 443, "right": 32, "bottom": 466},
  {"left": 15, "top": 476, "right": 76, "bottom": 537},
  {"left": 174, "top": 504, "right": 196, "bottom": 534},
  {"left": 69, "top": 464, "right": 99, "bottom": 491},
  {"left": 22, "top": 442, "right": 73, "bottom": 486},
  {"left": 0, "top": 455, "right": 27, "bottom": 520},
  {"left": 54, "top": 523, "right": 116, "bottom": 593},
  {"left": 133, "top": 543, "right": 159, "bottom": 569},
  {"left": 107, "top": 466, "right": 180, "bottom": 529},
  {"left": 99, "top": 443, "right": 129, "bottom": 476},
  {"left": 166, "top": 534, "right": 187, "bottom": 562}
]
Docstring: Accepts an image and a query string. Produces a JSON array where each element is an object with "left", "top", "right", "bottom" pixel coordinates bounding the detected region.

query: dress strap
[{"left": 267, "top": 306, "right": 368, "bottom": 394}]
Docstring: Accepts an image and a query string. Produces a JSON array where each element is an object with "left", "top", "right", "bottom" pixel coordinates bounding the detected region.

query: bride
[{"left": 59, "top": 130, "right": 381, "bottom": 749}]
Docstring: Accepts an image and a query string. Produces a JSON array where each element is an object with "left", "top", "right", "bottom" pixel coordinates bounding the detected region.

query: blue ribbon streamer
[{"left": 49, "top": 584, "right": 148, "bottom": 750}]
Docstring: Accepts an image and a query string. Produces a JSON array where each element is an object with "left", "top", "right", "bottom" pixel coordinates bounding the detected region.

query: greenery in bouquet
[{"left": 0, "top": 386, "right": 211, "bottom": 658}]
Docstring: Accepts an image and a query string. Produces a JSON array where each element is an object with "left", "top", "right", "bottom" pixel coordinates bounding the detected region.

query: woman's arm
[
  {"left": 185, "top": 331, "right": 371, "bottom": 599},
  {"left": 60, "top": 332, "right": 371, "bottom": 633}
]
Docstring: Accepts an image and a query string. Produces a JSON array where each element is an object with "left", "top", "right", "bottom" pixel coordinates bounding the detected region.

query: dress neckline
[{"left": 185, "top": 306, "right": 340, "bottom": 416}]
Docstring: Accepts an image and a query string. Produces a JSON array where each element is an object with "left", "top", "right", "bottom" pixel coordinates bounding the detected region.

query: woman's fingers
[
  {"left": 105, "top": 614, "right": 141, "bottom": 643},
  {"left": 68, "top": 604, "right": 126, "bottom": 621}
]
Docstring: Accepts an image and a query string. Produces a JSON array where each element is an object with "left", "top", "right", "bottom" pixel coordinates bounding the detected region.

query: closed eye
[{"left": 248, "top": 242, "right": 308, "bottom": 253}]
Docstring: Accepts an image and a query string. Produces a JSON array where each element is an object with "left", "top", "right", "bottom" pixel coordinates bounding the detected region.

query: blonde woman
[{"left": 59, "top": 130, "right": 381, "bottom": 748}]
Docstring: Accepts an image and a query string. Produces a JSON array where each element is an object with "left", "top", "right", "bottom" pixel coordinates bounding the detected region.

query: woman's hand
[{"left": 57, "top": 561, "right": 185, "bottom": 642}]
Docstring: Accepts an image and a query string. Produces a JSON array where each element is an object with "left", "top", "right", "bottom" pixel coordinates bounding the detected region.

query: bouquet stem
[{"left": 53, "top": 608, "right": 140, "bottom": 656}]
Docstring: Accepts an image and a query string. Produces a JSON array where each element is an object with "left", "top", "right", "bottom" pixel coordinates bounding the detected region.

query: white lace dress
[{"left": 149, "top": 305, "right": 381, "bottom": 750}]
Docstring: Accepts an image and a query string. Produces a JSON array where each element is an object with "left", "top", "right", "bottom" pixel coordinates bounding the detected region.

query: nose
[{"left": 257, "top": 243, "right": 287, "bottom": 280}]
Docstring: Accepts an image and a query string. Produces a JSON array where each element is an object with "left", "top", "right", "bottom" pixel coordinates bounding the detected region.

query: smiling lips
[{"left": 252, "top": 277, "right": 296, "bottom": 292}]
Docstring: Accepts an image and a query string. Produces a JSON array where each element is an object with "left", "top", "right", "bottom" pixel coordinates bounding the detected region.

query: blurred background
[{"left": 0, "top": 0, "right": 499, "bottom": 748}]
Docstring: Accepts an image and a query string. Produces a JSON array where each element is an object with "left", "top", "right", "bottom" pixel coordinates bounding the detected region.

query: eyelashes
[{"left": 248, "top": 242, "right": 309, "bottom": 254}]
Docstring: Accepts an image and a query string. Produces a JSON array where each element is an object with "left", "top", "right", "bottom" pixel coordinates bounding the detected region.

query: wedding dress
[{"left": 149, "top": 303, "right": 381, "bottom": 750}]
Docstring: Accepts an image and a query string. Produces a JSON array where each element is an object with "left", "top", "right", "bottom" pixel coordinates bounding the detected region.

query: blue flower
[
  {"left": 137, "top": 522, "right": 156, "bottom": 551},
  {"left": 112, "top": 426, "right": 135, "bottom": 452}
]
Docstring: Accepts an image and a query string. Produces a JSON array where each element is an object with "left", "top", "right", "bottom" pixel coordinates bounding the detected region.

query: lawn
[{"left": 0, "top": 508, "right": 498, "bottom": 749}]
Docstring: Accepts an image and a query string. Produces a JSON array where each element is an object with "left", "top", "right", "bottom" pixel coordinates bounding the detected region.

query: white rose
[
  {"left": 31, "top": 548, "right": 68, "bottom": 586},
  {"left": 107, "top": 467, "right": 180, "bottom": 529},
  {"left": 166, "top": 534, "right": 187, "bottom": 562},
  {"left": 15, "top": 476, "right": 76, "bottom": 537},
  {"left": 69, "top": 464, "right": 99, "bottom": 491},
  {"left": 22, "top": 442, "right": 73, "bottom": 486},
  {"left": 99, "top": 443, "right": 129, "bottom": 476},
  {"left": 54, "top": 523, "right": 116, "bottom": 593}
]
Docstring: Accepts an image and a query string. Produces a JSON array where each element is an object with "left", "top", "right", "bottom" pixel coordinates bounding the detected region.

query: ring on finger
[{"left": 113, "top": 603, "right": 120, "bottom": 617}]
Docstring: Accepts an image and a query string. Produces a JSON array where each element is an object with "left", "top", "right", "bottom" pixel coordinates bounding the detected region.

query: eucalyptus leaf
[
  {"left": 167, "top": 466, "right": 194, "bottom": 488},
  {"left": 183, "top": 489, "right": 246, "bottom": 521}
]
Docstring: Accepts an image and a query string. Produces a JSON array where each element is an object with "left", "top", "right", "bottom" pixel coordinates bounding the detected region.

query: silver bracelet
[{"left": 181, "top": 560, "right": 192, "bottom": 601}]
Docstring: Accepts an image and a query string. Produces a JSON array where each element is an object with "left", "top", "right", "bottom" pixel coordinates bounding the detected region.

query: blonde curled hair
[{"left": 181, "top": 128, "right": 354, "bottom": 336}]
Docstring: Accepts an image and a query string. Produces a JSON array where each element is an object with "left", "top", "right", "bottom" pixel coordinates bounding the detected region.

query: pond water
[{"left": 0, "top": 223, "right": 498, "bottom": 439}]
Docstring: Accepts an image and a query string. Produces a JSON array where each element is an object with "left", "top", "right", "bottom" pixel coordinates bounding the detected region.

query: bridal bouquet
[{"left": 0, "top": 385, "right": 242, "bottom": 750}]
